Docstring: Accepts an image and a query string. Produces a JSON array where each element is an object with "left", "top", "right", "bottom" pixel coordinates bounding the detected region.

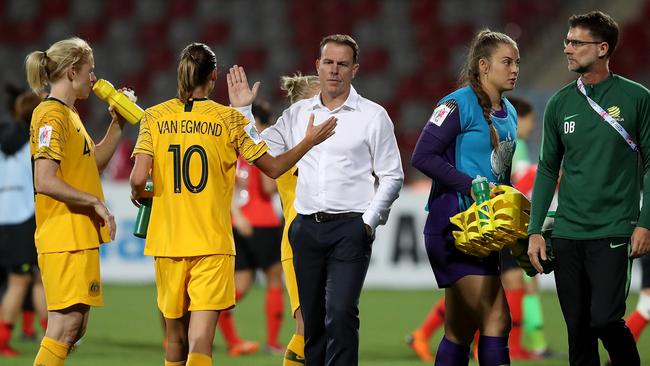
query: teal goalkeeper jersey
[{"left": 529, "top": 74, "right": 650, "bottom": 239}]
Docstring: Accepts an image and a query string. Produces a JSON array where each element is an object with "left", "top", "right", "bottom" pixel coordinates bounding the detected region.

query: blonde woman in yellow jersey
[
  {"left": 277, "top": 73, "right": 320, "bottom": 366},
  {"left": 25, "top": 37, "right": 128, "bottom": 366},
  {"left": 129, "top": 43, "right": 336, "bottom": 366}
]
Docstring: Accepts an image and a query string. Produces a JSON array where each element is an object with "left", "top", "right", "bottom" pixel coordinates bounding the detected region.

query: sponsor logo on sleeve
[
  {"left": 38, "top": 125, "right": 53, "bottom": 147},
  {"left": 429, "top": 100, "right": 457, "bottom": 127},
  {"left": 244, "top": 121, "right": 262, "bottom": 144}
]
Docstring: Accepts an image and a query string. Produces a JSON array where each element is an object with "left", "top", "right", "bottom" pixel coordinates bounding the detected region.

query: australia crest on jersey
[{"left": 491, "top": 132, "right": 516, "bottom": 182}]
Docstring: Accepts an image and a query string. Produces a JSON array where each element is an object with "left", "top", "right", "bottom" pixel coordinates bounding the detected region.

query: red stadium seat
[
  {"left": 200, "top": 22, "right": 231, "bottom": 45},
  {"left": 138, "top": 21, "right": 168, "bottom": 48},
  {"left": 8, "top": 19, "right": 44, "bottom": 45},
  {"left": 40, "top": 0, "right": 68, "bottom": 19},
  {"left": 361, "top": 47, "right": 390, "bottom": 73},
  {"left": 78, "top": 21, "right": 108, "bottom": 43},
  {"left": 167, "top": 0, "right": 196, "bottom": 19},
  {"left": 106, "top": 0, "right": 134, "bottom": 18},
  {"left": 236, "top": 47, "right": 268, "bottom": 73},
  {"left": 144, "top": 45, "right": 174, "bottom": 73}
]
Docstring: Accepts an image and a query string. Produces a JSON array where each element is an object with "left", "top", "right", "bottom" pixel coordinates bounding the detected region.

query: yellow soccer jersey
[
  {"left": 276, "top": 166, "right": 298, "bottom": 261},
  {"left": 132, "top": 98, "right": 268, "bottom": 257},
  {"left": 29, "top": 98, "right": 110, "bottom": 253}
]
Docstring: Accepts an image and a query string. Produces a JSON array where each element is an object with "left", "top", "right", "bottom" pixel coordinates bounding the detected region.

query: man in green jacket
[{"left": 528, "top": 10, "right": 650, "bottom": 366}]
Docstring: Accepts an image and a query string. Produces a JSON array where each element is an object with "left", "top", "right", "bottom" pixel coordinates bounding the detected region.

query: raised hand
[
  {"left": 227, "top": 65, "right": 260, "bottom": 107},
  {"left": 304, "top": 113, "right": 337, "bottom": 147}
]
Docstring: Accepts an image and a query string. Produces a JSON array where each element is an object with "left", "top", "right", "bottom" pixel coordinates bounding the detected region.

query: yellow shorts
[
  {"left": 38, "top": 249, "right": 102, "bottom": 311},
  {"left": 282, "top": 258, "right": 300, "bottom": 317},
  {"left": 155, "top": 255, "right": 235, "bottom": 319}
]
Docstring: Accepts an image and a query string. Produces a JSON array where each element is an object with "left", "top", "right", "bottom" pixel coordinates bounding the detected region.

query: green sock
[{"left": 522, "top": 294, "right": 547, "bottom": 351}]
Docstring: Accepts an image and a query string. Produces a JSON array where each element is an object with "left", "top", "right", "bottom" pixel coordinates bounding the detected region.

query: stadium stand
[{"left": 0, "top": 0, "right": 648, "bottom": 182}]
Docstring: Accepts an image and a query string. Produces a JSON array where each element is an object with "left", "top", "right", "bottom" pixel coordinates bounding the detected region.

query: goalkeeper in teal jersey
[{"left": 528, "top": 10, "right": 650, "bottom": 366}]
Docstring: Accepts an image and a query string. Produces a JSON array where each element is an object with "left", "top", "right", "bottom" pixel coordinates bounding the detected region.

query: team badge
[
  {"left": 429, "top": 100, "right": 457, "bottom": 126},
  {"left": 607, "top": 105, "right": 624, "bottom": 122},
  {"left": 88, "top": 280, "right": 100, "bottom": 296},
  {"left": 38, "top": 125, "right": 53, "bottom": 147},
  {"left": 244, "top": 121, "right": 262, "bottom": 144},
  {"left": 491, "top": 133, "right": 516, "bottom": 181}
]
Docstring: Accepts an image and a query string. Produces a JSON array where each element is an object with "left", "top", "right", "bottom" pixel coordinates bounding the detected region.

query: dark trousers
[
  {"left": 553, "top": 237, "right": 639, "bottom": 366},
  {"left": 289, "top": 214, "right": 372, "bottom": 366}
]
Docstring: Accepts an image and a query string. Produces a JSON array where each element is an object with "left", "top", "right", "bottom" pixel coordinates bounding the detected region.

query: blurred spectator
[{"left": 0, "top": 87, "right": 48, "bottom": 356}]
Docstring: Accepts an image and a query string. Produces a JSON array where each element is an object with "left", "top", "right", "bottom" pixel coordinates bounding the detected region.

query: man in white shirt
[{"left": 261, "top": 34, "right": 404, "bottom": 365}]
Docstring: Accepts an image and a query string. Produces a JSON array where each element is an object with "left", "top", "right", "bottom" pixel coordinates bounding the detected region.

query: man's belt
[{"left": 304, "top": 212, "right": 362, "bottom": 223}]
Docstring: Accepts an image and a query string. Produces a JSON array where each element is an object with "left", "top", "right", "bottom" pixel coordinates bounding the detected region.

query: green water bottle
[
  {"left": 472, "top": 176, "right": 491, "bottom": 229},
  {"left": 471, "top": 176, "right": 490, "bottom": 203},
  {"left": 133, "top": 182, "right": 153, "bottom": 238}
]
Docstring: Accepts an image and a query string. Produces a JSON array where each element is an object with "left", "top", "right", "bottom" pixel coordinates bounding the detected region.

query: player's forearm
[
  {"left": 129, "top": 156, "right": 151, "bottom": 200},
  {"left": 34, "top": 173, "right": 101, "bottom": 208},
  {"left": 95, "top": 120, "right": 124, "bottom": 173},
  {"left": 256, "top": 139, "right": 311, "bottom": 179}
]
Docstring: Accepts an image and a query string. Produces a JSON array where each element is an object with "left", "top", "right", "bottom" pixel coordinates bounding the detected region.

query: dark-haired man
[
  {"left": 261, "top": 34, "right": 404, "bottom": 365},
  {"left": 528, "top": 10, "right": 650, "bottom": 366}
]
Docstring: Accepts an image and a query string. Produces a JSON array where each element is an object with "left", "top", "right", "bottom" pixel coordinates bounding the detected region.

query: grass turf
[{"left": 4, "top": 284, "right": 649, "bottom": 365}]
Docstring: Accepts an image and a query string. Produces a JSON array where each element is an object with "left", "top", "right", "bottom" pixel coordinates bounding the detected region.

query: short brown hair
[
  {"left": 319, "top": 34, "right": 359, "bottom": 64},
  {"left": 568, "top": 11, "right": 619, "bottom": 57}
]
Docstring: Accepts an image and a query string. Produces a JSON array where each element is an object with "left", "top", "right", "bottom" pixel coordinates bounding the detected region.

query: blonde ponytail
[
  {"left": 25, "top": 51, "right": 49, "bottom": 93},
  {"left": 24, "top": 37, "right": 92, "bottom": 93}
]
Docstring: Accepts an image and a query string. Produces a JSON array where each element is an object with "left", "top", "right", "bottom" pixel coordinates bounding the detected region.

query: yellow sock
[
  {"left": 283, "top": 334, "right": 305, "bottom": 365},
  {"left": 186, "top": 352, "right": 211, "bottom": 366},
  {"left": 165, "top": 360, "right": 186, "bottom": 366},
  {"left": 33, "top": 336, "right": 70, "bottom": 366}
]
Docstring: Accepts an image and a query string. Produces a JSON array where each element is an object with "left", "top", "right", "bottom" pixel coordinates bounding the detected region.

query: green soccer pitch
[{"left": 4, "top": 284, "right": 649, "bottom": 365}]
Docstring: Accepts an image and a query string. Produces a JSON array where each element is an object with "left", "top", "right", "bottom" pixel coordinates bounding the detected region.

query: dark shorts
[
  {"left": 0, "top": 215, "right": 38, "bottom": 274},
  {"left": 234, "top": 226, "right": 282, "bottom": 271},
  {"left": 500, "top": 247, "right": 520, "bottom": 272},
  {"left": 425, "top": 232, "right": 500, "bottom": 288},
  {"left": 641, "top": 254, "right": 650, "bottom": 288}
]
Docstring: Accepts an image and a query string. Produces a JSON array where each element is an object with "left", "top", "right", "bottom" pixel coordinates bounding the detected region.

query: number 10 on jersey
[{"left": 168, "top": 144, "right": 208, "bottom": 193}]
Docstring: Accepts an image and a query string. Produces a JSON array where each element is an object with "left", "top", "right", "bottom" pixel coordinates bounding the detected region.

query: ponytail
[
  {"left": 25, "top": 51, "right": 49, "bottom": 93},
  {"left": 24, "top": 37, "right": 93, "bottom": 93}
]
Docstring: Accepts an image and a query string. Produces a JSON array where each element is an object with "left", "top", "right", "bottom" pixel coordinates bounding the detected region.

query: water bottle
[
  {"left": 472, "top": 176, "right": 494, "bottom": 235},
  {"left": 471, "top": 176, "right": 490, "bottom": 203},
  {"left": 93, "top": 79, "right": 144, "bottom": 125},
  {"left": 133, "top": 182, "right": 153, "bottom": 238}
]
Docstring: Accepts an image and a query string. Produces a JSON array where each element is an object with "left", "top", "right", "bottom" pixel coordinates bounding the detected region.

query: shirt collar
[{"left": 309, "top": 86, "right": 360, "bottom": 112}]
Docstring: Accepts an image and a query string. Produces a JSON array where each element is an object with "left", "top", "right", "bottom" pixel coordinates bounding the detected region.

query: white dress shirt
[{"left": 255, "top": 86, "right": 403, "bottom": 230}]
